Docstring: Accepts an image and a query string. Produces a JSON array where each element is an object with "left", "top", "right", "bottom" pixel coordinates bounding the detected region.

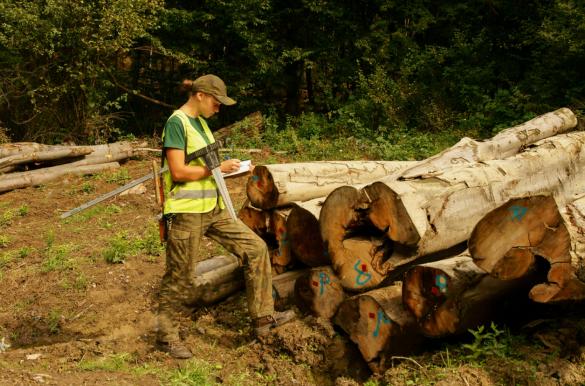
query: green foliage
[
  {"left": 102, "top": 226, "right": 163, "bottom": 264},
  {"left": 0, "top": 0, "right": 164, "bottom": 143},
  {"left": 105, "top": 168, "right": 131, "bottom": 185},
  {"left": 47, "top": 309, "right": 62, "bottom": 334},
  {"left": 463, "top": 323, "right": 513, "bottom": 362},
  {"left": 0, "top": 205, "right": 28, "bottom": 228},
  {"left": 165, "top": 360, "right": 218, "bottom": 386},
  {"left": 102, "top": 232, "right": 135, "bottom": 264},
  {"left": 2, "top": 0, "right": 583, "bottom": 146},
  {"left": 41, "top": 244, "right": 76, "bottom": 272},
  {"left": 0, "top": 235, "right": 9, "bottom": 248},
  {"left": 78, "top": 353, "right": 133, "bottom": 372}
]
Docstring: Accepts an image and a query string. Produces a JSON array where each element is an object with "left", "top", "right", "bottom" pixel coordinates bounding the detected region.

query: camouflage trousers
[{"left": 157, "top": 205, "right": 274, "bottom": 343}]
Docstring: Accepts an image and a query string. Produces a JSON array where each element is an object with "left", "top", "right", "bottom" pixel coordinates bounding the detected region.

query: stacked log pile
[
  {"left": 237, "top": 107, "right": 585, "bottom": 371},
  {"left": 0, "top": 141, "right": 139, "bottom": 193}
]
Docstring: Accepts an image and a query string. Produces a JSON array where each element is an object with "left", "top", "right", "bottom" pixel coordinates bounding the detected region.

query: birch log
[
  {"left": 469, "top": 194, "right": 585, "bottom": 303},
  {"left": 400, "top": 108, "right": 577, "bottom": 179},
  {"left": 0, "top": 142, "right": 135, "bottom": 192},
  {"left": 185, "top": 255, "right": 308, "bottom": 309},
  {"left": 371, "top": 133, "right": 585, "bottom": 270},
  {"left": 185, "top": 255, "right": 244, "bottom": 306},
  {"left": 246, "top": 161, "right": 415, "bottom": 209},
  {"left": 0, "top": 146, "right": 94, "bottom": 169},
  {"left": 0, "top": 142, "right": 83, "bottom": 158},
  {"left": 333, "top": 285, "right": 424, "bottom": 369},
  {"left": 294, "top": 266, "right": 346, "bottom": 319},
  {"left": 0, "top": 162, "right": 121, "bottom": 193},
  {"left": 402, "top": 254, "right": 543, "bottom": 337}
]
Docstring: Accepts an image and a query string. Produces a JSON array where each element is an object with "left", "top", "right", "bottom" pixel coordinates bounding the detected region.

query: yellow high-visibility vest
[{"left": 162, "top": 110, "right": 224, "bottom": 214}]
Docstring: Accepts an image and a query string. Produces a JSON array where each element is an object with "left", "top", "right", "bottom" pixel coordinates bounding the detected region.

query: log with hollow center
[
  {"left": 469, "top": 194, "right": 585, "bottom": 303},
  {"left": 402, "top": 253, "right": 543, "bottom": 337}
]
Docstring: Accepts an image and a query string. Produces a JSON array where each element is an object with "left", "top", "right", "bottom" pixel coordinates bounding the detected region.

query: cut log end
[
  {"left": 491, "top": 248, "right": 535, "bottom": 280},
  {"left": 294, "top": 267, "right": 346, "bottom": 319},
  {"left": 238, "top": 206, "right": 269, "bottom": 237},
  {"left": 530, "top": 263, "right": 585, "bottom": 303},
  {"left": 246, "top": 166, "right": 278, "bottom": 209},
  {"left": 335, "top": 237, "right": 386, "bottom": 292},
  {"left": 469, "top": 195, "right": 561, "bottom": 277},
  {"left": 364, "top": 182, "right": 420, "bottom": 246},
  {"left": 288, "top": 205, "right": 329, "bottom": 267}
]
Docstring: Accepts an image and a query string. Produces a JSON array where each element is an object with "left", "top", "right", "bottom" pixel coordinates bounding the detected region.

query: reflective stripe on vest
[
  {"left": 162, "top": 110, "right": 225, "bottom": 214},
  {"left": 170, "top": 189, "right": 218, "bottom": 200}
]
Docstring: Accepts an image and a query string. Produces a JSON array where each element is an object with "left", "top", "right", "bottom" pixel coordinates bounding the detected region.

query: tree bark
[
  {"left": 246, "top": 160, "right": 415, "bottom": 209},
  {"left": 185, "top": 255, "right": 244, "bottom": 307},
  {"left": 0, "top": 142, "right": 136, "bottom": 192},
  {"left": 333, "top": 285, "right": 424, "bottom": 366},
  {"left": 399, "top": 108, "right": 577, "bottom": 179},
  {"left": 0, "top": 146, "right": 94, "bottom": 169},
  {"left": 0, "top": 162, "right": 121, "bottom": 193},
  {"left": 272, "top": 269, "right": 310, "bottom": 309},
  {"left": 361, "top": 132, "right": 585, "bottom": 274},
  {"left": 469, "top": 194, "right": 585, "bottom": 303},
  {"left": 185, "top": 255, "right": 308, "bottom": 309},
  {"left": 294, "top": 266, "right": 346, "bottom": 319},
  {"left": 269, "top": 208, "right": 294, "bottom": 274},
  {"left": 402, "top": 253, "right": 543, "bottom": 337}
]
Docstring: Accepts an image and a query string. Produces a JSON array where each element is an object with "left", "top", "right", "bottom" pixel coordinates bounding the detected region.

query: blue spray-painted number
[
  {"left": 277, "top": 231, "right": 289, "bottom": 256},
  {"left": 318, "top": 272, "right": 330, "bottom": 295},
  {"left": 354, "top": 260, "right": 372, "bottom": 286},
  {"left": 435, "top": 274, "right": 448, "bottom": 294},
  {"left": 373, "top": 309, "right": 392, "bottom": 337},
  {"left": 509, "top": 205, "right": 528, "bottom": 221}
]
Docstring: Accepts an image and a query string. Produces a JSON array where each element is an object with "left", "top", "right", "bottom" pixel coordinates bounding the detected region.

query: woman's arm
[{"left": 166, "top": 148, "right": 241, "bottom": 182}]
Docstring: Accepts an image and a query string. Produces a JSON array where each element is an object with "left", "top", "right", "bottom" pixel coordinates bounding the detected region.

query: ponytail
[{"left": 179, "top": 79, "right": 196, "bottom": 95}]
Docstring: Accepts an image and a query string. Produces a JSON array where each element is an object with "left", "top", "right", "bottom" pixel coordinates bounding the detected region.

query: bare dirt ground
[{"left": 1, "top": 153, "right": 585, "bottom": 386}]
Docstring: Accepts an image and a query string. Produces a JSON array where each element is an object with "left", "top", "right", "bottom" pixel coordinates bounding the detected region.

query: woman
[{"left": 156, "top": 74, "right": 295, "bottom": 359}]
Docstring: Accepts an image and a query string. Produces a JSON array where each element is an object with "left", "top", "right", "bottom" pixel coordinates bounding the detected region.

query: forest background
[{"left": 1, "top": 0, "right": 584, "bottom": 158}]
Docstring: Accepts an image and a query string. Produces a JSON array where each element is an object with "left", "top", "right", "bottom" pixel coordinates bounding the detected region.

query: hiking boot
[
  {"left": 157, "top": 340, "right": 193, "bottom": 359},
  {"left": 254, "top": 310, "right": 297, "bottom": 337}
]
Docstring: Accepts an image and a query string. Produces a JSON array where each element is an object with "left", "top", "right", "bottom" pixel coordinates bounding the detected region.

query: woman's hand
[{"left": 220, "top": 158, "right": 241, "bottom": 173}]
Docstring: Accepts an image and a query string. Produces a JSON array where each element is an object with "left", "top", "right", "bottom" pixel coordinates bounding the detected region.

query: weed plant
[{"left": 232, "top": 113, "right": 477, "bottom": 162}]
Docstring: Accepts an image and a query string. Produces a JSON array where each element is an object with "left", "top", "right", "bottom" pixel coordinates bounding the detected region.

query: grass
[
  {"left": 104, "top": 168, "right": 131, "bottom": 185},
  {"left": 41, "top": 244, "right": 76, "bottom": 272},
  {"left": 0, "top": 204, "right": 28, "bottom": 228},
  {"left": 78, "top": 355, "right": 220, "bottom": 386},
  {"left": 78, "top": 353, "right": 133, "bottom": 372},
  {"left": 165, "top": 360, "right": 218, "bottom": 386},
  {"left": 102, "top": 225, "right": 163, "bottom": 264},
  {"left": 63, "top": 203, "right": 122, "bottom": 223}
]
